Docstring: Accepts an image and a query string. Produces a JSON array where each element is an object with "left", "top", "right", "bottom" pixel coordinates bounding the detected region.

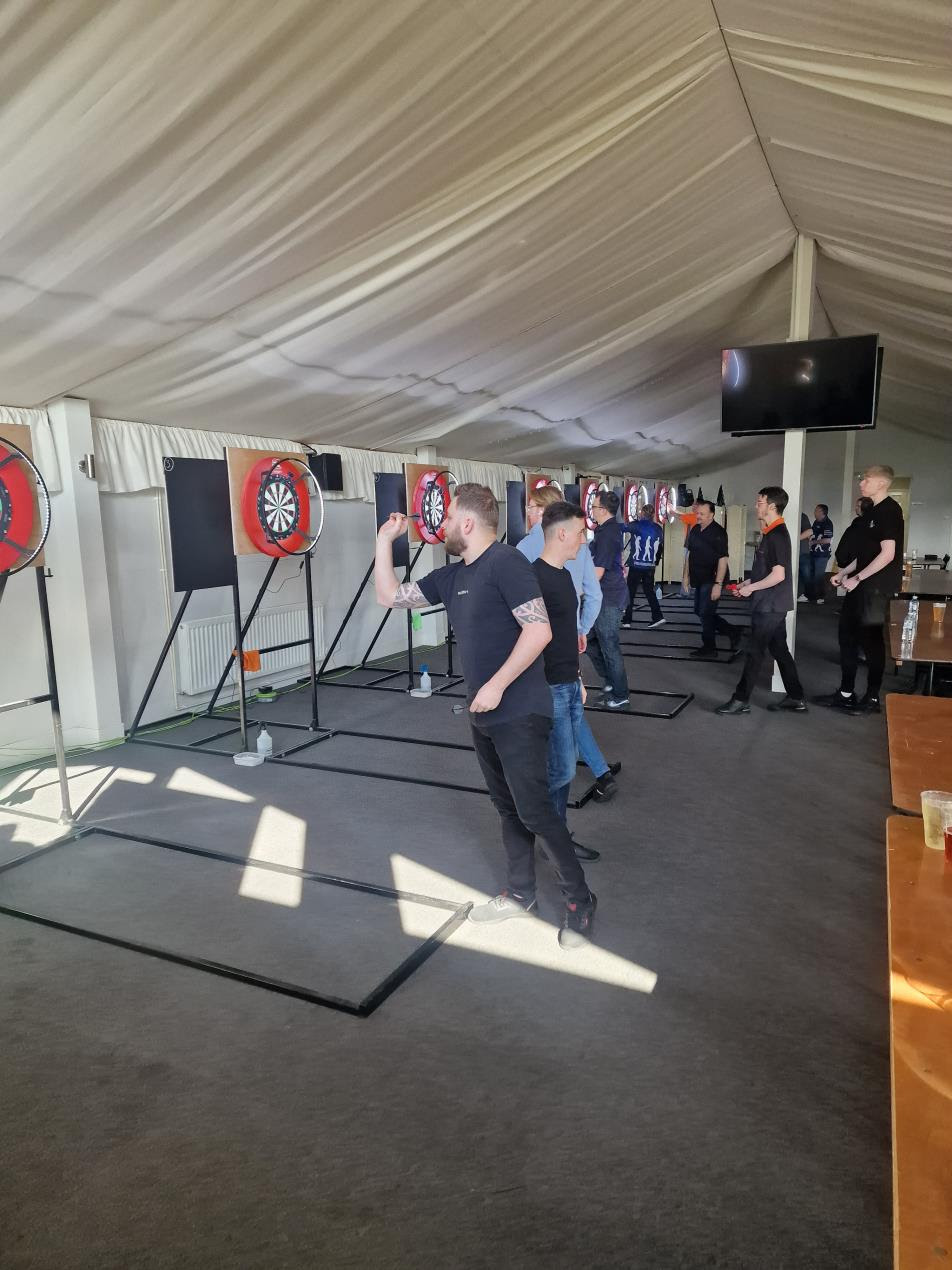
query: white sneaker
[
  {"left": 797, "top": 595, "right": 809, "bottom": 603},
  {"left": 605, "top": 696, "right": 630, "bottom": 709},
  {"left": 648, "top": 618, "right": 666, "bottom": 629},
  {"left": 816, "top": 598, "right": 825, "bottom": 605},
  {"left": 468, "top": 892, "right": 537, "bottom": 924}
]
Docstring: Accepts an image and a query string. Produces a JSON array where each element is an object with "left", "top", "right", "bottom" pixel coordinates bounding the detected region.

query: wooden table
[
  {"left": 902, "top": 570, "right": 952, "bottom": 600},
  {"left": 889, "top": 601, "right": 952, "bottom": 695},
  {"left": 886, "top": 815, "right": 952, "bottom": 1268},
  {"left": 886, "top": 694, "right": 952, "bottom": 813}
]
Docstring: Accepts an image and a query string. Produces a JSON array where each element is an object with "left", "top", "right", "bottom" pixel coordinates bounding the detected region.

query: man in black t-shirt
[
  {"left": 374, "top": 483, "right": 596, "bottom": 949},
  {"left": 715, "top": 487, "right": 806, "bottom": 715},
  {"left": 818, "top": 465, "right": 904, "bottom": 715},
  {"left": 532, "top": 501, "right": 601, "bottom": 864},
  {"left": 684, "top": 501, "right": 740, "bottom": 656}
]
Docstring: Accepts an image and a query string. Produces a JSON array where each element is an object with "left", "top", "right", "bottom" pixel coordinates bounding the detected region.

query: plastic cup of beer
[
  {"left": 920, "top": 790, "right": 952, "bottom": 851},
  {"left": 933, "top": 601, "right": 946, "bottom": 626}
]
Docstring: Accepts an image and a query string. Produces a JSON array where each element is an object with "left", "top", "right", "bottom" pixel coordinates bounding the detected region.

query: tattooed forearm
[
  {"left": 392, "top": 581, "right": 429, "bottom": 609},
  {"left": 512, "top": 598, "right": 549, "bottom": 625}
]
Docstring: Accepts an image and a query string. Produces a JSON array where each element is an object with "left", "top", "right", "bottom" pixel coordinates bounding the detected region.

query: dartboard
[
  {"left": 411, "top": 469, "right": 453, "bottom": 544},
  {"left": 240, "top": 456, "right": 314, "bottom": 556},
  {"left": 258, "top": 473, "right": 300, "bottom": 540},
  {"left": 0, "top": 440, "right": 47, "bottom": 574},
  {"left": 625, "top": 483, "right": 639, "bottom": 521},
  {"left": 655, "top": 483, "right": 670, "bottom": 524}
]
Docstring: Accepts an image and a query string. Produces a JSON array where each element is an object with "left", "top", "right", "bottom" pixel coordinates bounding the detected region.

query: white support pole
[
  {"left": 773, "top": 234, "right": 816, "bottom": 690},
  {"left": 840, "top": 430, "right": 857, "bottom": 534}
]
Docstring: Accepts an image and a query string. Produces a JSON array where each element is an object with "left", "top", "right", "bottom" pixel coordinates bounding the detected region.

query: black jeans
[
  {"left": 470, "top": 714, "right": 591, "bottom": 906},
  {"left": 694, "top": 582, "right": 737, "bottom": 648},
  {"left": 839, "top": 590, "right": 886, "bottom": 695},
  {"left": 734, "top": 612, "right": 804, "bottom": 702},
  {"left": 624, "top": 569, "right": 663, "bottom": 623}
]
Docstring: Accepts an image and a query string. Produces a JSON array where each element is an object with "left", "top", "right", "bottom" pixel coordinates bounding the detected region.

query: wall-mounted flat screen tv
[{"left": 721, "top": 333, "right": 881, "bottom": 435}]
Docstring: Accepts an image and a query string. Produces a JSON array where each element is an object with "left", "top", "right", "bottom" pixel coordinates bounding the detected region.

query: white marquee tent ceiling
[{"left": 0, "top": 0, "right": 948, "bottom": 474}]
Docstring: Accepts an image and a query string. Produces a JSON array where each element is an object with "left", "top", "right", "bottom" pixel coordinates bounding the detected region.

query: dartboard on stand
[
  {"left": 654, "top": 482, "right": 678, "bottom": 526},
  {"left": 0, "top": 436, "right": 50, "bottom": 575},
  {"left": 624, "top": 481, "right": 640, "bottom": 522},
  {"left": 580, "top": 477, "right": 608, "bottom": 532}
]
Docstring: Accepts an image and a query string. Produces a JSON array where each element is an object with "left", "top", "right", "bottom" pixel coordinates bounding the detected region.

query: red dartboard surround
[
  {"left": 241, "top": 457, "right": 312, "bottom": 557},
  {"left": 624, "top": 482, "right": 640, "bottom": 522},
  {"left": 581, "top": 478, "right": 607, "bottom": 532},
  {"left": 411, "top": 469, "right": 453, "bottom": 544},
  {"left": 0, "top": 441, "right": 38, "bottom": 574}
]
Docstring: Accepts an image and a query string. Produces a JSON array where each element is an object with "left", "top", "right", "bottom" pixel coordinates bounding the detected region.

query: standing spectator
[
  {"left": 374, "top": 484, "right": 596, "bottom": 947},
  {"left": 715, "top": 486, "right": 806, "bottom": 714},
  {"left": 818, "top": 467, "right": 904, "bottom": 715},
  {"left": 833, "top": 497, "right": 873, "bottom": 572},
  {"left": 531, "top": 501, "right": 603, "bottom": 860},
  {"left": 518, "top": 485, "right": 618, "bottom": 801},
  {"left": 684, "top": 501, "right": 740, "bottom": 657},
  {"left": 797, "top": 511, "right": 812, "bottom": 601},
  {"left": 804, "top": 503, "right": 835, "bottom": 603},
  {"left": 621, "top": 505, "right": 665, "bottom": 629},
  {"left": 587, "top": 490, "right": 630, "bottom": 708}
]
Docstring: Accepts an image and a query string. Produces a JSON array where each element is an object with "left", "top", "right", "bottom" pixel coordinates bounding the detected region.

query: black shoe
[
  {"left": 571, "top": 840, "right": 601, "bottom": 862},
  {"left": 592, "top": 773, "right": 618, "bottom": 802},
  {"left": 559, "top": 893, "right": 597, "bottom": 950},
  {"left": 848, "top": 693, "right": 881, "bottom": 715},
  {"left": 814, "top": 691, "right": 857, "bottom": 710},
  {"left": 714, "top": 698, "right": 750, "bottom": 716},
  {"left": 767, "top": 695, "right": 808, "bottom": 712},
  {"left": 690, "top": 645, "right": 718, "bottom": 658},
  {"left": 609, "top": 761, "right": 621, "bottom": 775}
]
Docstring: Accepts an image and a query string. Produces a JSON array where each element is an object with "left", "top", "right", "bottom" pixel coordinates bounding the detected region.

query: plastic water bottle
[
  {"left": 419, "top": 665, "right": 432, "bottom": 695},
  {"left": 256, "top": 725, "right": 273, "bottom": 757},
  {"left": 655, "top": 583, "right": 663, "bottom": 602}
]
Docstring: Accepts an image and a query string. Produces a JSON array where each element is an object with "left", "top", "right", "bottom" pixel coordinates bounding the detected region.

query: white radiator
[{"left": 175, "top": 603, "right": 324, "bottom": 696}]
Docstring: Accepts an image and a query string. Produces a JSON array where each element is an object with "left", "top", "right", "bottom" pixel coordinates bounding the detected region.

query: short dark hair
[
  {"left": 542, "top": 501, "right": 585, "bottom": 535},
  {"left": 639, "top": 504, "right": 655, "bottom": 521},
  {"left": 857, "top": 496, "right": 873, "bottom": 516},
  {"left": 816, "top": 503, "right": 829, "bottom": 515},
  {"left": 454, "top": 483, "right": 499, "bottom": 531},
  {"left": 596, "top": 489, "right": 619, "bottom": 516},
  {"left": 758, "top": 486, "right": 788, "bottom": 514},
  {"left": 697, "top": 499, "right": 716, "bottom": 514}
]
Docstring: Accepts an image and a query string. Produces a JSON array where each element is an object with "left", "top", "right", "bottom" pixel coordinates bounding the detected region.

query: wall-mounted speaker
[{"left": 307, "top": 452, "right": 344, "bottom": 492}]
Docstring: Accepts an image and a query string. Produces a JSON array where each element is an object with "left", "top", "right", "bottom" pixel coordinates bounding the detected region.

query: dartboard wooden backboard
[
  {"left": 225, "top": 446, "right": 308, "bottom": 557},
  {"left": 0, "top": 422, "right": 45, "bottom": 571},
  {"left": 404, "top": 462, "right": 454, "bottom": 545}
]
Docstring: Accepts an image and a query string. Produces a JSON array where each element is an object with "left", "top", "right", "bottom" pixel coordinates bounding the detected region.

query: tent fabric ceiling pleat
[{"left": 0, "top": 1, "right": 947, "bottom": 472}]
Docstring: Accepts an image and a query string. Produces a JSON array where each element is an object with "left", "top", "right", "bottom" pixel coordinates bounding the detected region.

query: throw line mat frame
[{"left": 0, "top": 825, "right": 471, "bottom": 1018}]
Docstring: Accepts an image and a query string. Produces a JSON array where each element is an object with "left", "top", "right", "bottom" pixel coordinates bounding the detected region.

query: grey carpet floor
[{"left": 0, "top": 604, "right": 898, "bottom": 1269}]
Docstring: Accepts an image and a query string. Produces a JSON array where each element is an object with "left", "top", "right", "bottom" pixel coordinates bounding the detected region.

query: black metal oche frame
[
  {"left": 0, "top": 825, "right": 471, "bottom": 1017},
  {"left": 0, "top": 567, "right": 72, "bottom": 822}
]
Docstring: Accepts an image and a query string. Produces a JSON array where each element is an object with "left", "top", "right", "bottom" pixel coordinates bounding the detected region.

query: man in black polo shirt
[
  {"left": 819, "top": 465, "right": 905, "bottom": 715},
  {"left": 684, "top": 500, "right": 740, "bottom": 656},
  {"left": 374, "top": 483, "right": 596, "bottom": 949},
  {"left": 587, "top": 489, "right": 630, "bottom": 708},
  {"left": 715, "top": 486, "right": 806, "bottom": 715}
]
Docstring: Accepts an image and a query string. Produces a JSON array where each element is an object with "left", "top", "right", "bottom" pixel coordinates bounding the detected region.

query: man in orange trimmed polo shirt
[{"left": 715, "top": 486, "right": 807, "bottom": 715}]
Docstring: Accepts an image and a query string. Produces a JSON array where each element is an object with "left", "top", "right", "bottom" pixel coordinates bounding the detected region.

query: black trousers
[
  {"left": 839, "top": 590, "right": 886, "bottom": 695},
  {"left": 734, "top": 611, "right": 804, "bottom": 703},
  {"left": 470, "top": 713, "right": 591, "bottom": 906},
  {"left": 623, "top": 569, "right": 663, "bottom": 623}
]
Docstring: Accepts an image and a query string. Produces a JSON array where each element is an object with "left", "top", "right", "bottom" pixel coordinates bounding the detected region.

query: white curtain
[{"left": 91, "top": 415, "right": 526, "bottom": 502}]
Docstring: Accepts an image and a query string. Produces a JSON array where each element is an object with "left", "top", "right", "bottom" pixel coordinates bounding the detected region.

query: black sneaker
[
  {"left": 714, "top": 698, "right": 750, "bottom": 716},
  {"left": 690, "top": 645, "right": 717, "bottom": 658},
  {"left": 848, "top": 693, "right": 882, "bottom": 715},
  {"left": 815, "top": 691, "right": 857, "bottom": 710},
  {"left": 559, "top": 893, "right": 597, "bottom": 950},
  {"left": 571, "top": 840, "right": 601, "bottom": 862},
  {"left": 767, "top": 696, "right": 808, "bottom": 712},
  {"left": 593, "top": 773, "right": 618, "bottom": 801}
]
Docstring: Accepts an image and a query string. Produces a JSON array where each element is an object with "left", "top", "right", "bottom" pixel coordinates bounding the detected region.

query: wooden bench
[
  {"left": 886, "top": 815, "right": 952, "bottom": 1267},
  {"left": 886, "top": 694, "right": 952, "bottom": 814}
]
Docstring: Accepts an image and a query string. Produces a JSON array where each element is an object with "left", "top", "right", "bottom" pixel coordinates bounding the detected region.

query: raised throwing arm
[{"left": 375, "top": 514, "right": 430, "bottom": 609}]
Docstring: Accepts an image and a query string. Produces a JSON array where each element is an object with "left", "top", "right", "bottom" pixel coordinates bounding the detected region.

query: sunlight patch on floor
[
  {"left": 390, "top": 854, "right": 658, "bottom": 994},
  {"left": 167, "top": 767, "right": 254, "bottom": 804},
  {"left": 238, "top": 806, "right": 306, "bottom": 907}
]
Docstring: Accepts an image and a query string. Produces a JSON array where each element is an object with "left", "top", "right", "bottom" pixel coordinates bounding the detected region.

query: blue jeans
[
  {"left": 586, "top": 603, "right": 629, "bottom": 700},
  {"left": 547, "top": 680, "right": 584, "bottom": 821},
  {"left": 803, "top": 553, "right": 829, "bottom": 602},
  {"left": 576, "top": 711, "right": 609, "bottom": 781}
]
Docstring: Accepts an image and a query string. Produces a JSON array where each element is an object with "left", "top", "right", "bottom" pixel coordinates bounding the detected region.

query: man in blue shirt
[
  {"left": 588, "top": 490, "right": 630, "bottom": 708},
  {"left": 803, "top": 503, "right": 834, "bottom": 604},
  {"left": 518, "top": 485, "right": 619, "bottom": 800},
  {"left": 621, "top": 504, "right": 665, "bottom": 628}
]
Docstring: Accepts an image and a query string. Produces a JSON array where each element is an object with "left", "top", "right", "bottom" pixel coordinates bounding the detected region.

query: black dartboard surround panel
[{"left": 164, "top": 457, "right": 238, "bottom": 592}]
